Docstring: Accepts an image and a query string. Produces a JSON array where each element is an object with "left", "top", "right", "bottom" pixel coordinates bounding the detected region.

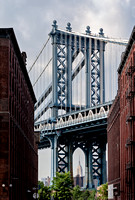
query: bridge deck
[{"left": 37, "top": 101, "right": 113, "bottom": 149}]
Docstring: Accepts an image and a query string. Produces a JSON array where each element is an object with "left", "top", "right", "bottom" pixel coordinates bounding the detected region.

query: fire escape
[{"left": 125, "top": 60, "right": 135, "bottom": 199}]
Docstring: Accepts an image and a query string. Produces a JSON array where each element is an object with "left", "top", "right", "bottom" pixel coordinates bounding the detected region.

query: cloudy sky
[
  {"left": 1, "top": 0, "right": 135, "bottom": 180},
  {"left": 1, "top": 0, "right": 135, "bottom": 68}
]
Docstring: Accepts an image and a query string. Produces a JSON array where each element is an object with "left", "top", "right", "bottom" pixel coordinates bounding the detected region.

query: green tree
[
  {"left": 88, "top": 189, "right": 96, "bottom": 200},
  {"left": 79, "top": 189, "right": 90, "bottom": 200},
  {"left": 72, "top": 185, "right": 82, "bottom": 200},
  {"left": 38, "top": 181, "right": 51, "bottom": 200},
  {"left": 38, "top": 181, "right": 44, "bottom": 190},
  {"left": 51, "top": 171, "right": 73, "bottom": 200},
  {"left": 96, "top": 182, "right": 108, "bottom": 200}
]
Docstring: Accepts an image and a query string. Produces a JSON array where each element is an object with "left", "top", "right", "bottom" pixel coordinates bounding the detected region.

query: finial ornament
[
  {"left": 66, "top": 22, "right": 72, "bottom": 32},
  {"left": 99, "top": 28, "right": 104, "bottom": 36},
  {"left": 86, "top": 26, "right": 91, "bottom": 35},
  {"left": 52, "top": 20, "right": 58, "bottom": 30}
]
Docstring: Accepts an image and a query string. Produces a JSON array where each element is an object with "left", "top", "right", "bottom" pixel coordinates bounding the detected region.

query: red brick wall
[
  {"left": 107, "top": 95, "right": 120, "bottom": 184},
  {"left": 108, "top": 39, "right": 135, "bottom": 199},
  {"left": 0, "top": 32, "right": 38, "bottom": 200},
  {"left": 119, "top": 43, "right": 135, "bottom": 200},
  {"left": 0, "top": 38, "right": 10, "bottom": 200}
]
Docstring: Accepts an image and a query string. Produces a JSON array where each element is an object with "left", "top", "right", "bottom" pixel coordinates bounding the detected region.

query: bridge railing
[{"left": 38, "top": 101, "right": 113, "bottom": 136}]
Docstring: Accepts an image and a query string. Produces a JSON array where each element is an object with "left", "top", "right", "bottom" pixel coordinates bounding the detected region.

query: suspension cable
[
  {"left": 28, "top": 36, "right": 51, "bottom": 73},
  {"left": 33, "top": 58, "right": 52, "bottom": 87}
]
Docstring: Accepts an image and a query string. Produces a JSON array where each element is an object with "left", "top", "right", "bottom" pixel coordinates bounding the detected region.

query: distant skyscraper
[
  {"left": 77, "top": 157, "right": 83, "bottom": 177},
  {"left": 74, "top": 157, "right": 84, "bottom": 187},
  {"left": 41, "top": 177, "right": 50, "bottom": 186}
]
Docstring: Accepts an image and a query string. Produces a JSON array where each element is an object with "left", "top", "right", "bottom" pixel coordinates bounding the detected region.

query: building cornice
[{"left": 118, "top": 26, "right": 135, "bottom": 74}]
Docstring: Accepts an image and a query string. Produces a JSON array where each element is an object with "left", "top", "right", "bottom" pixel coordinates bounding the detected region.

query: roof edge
[
  {"left": 0, "top": 28, "right": 36, "bottom": 103},
  {"left": 118, "top": 26, "right": 135, "bottom": 74}
]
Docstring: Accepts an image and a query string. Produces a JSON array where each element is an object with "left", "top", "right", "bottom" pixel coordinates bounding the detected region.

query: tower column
[
  {"left": 101, "top": 142, "right": 107, "bottom": 184},
  {"left": 84, "top": 150, "right": 89, "bottom": 188},
  {"left": 66, "top": 34, "right": 72, "bottom": 112},
  {"left": 50, "top": 21, "right": 58, "bottom": 118},
  {"left": 50, "top": 135, "right": 58, "bottom": 184},
  {"left": 88, "top": 145, "right": 93, "bottom": 188},
  {"left": 68, "top": 143, "right": 73, "bottom": 176},
  {"left": 99, "top": 38, "right": 105, "bottom": 104},
  {"left": 85, "top": 38, "right": 91, "bottom": 108}
]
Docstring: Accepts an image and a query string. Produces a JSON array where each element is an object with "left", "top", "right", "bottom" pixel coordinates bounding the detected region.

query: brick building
[
  {"left": 0, "top": 28, "right": 38, "bottom": 200},
  {"left": 107, "top": 95, "right": 120, "bottom": 198},
  {"left": 108, "top": 26, "right": 135, "bottom": 199}
]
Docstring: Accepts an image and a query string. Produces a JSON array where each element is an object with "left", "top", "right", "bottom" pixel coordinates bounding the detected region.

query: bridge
[{"left": 28, "top": 21, "right": 128, "bottom": 188}]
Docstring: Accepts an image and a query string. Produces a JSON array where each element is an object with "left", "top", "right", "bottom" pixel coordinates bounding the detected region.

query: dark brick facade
[
  {"left": 0, "top": 28, "right": 37, "bottom": 200},
  {"left": 107, "top": 95, "right": 120, "bottom": 188},
  {"left": 108, "top": 26, "right": 135, "bottom": 199}
]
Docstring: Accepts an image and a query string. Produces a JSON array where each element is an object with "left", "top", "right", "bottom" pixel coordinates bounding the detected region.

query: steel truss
[
  {"left": 58, "top": 144, "right": 68, "bottom": 173},
  {"left": 50, "top": 21, "right": 105, "bottom": 118},
  {"left": 44, "top": 127, "right": 107, "bottom": 188}
]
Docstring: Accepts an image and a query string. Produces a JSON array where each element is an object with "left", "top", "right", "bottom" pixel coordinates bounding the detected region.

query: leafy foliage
[
  {"left": 72, "top": 187, "right": 96, "bottom": 200},
  {"left": 88, "top": 189, "right": 96, "bottom": 200},
  {"left": 38, "top": 181, "right": 44, "bottom": 190},
  {"left": 96, "top": 182, "right": 108, "bottom": 200},
  {"left": 38, "top": 175, "right": 107, "bottom": 200},
  {"left": 78, "top": 189, "right": 90, "bottom": 200},
  {"left": 72, "top": 185, "right": 82, "bottom": 200},
  {"left": 51, "top": 171, "right": 73, "bottom": 200},
  {"left": 38, "top": 181, "right": 51, "bottom": 200}
]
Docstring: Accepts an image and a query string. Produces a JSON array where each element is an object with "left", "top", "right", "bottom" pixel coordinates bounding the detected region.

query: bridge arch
[
  {"left": 87, "top": 110, "right": 94, "bottom": 120},
  {"left": 77, "top": 113, "right": 83, "bottom": 122},
  {"left": 67, "top": 115, "right": 73, "bottom": 125},
  {"left": 73, "top": 147, "right": 85, "bottom": 187},
  {"left": 99, "top": 106, "right": 106, "bottom": 117}
]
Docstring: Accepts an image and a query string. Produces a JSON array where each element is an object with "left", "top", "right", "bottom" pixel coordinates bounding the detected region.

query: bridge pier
[
  {"left": 101, "top": 143, "right": 107, "bottom": 184},
  {"left": 49, "top": 135, "right": 58, "bottom": 185},
  {"left": 68, "top": 142, "right": 73, "bottom": 177},
  {"left": 84, "top": 147, "right": 94, "bottom": 189},
  {"left": 43, "top": 133, "right": 107, "bottom": 189},
  {"left": 84, "top": 150, "right": 89, "bottom": 188},
  {"left": 88, "top": 145, "right": 93, "bottom": 188},
  {"left": 47, "top": 135, "right": 107, "bottom": 188}
]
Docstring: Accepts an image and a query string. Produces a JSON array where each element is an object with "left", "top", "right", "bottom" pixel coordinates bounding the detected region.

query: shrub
[
  {"left": 38, "top": 181, "right": 51, "bottom": 200},
  {"left": 51, "top": 171, "right": 73, "bottom": 200},
  {"left": 88, "top": 189, "right": 96, "bottom": 200},
  {"left": 72, "top": 185, "right": 82, "bottom": 200},
  {"left": 96, "top": 182, "right": 108, "bottom": 200},
  {"left": 79, "top": 189, "right": 90, "bottom": 200}
]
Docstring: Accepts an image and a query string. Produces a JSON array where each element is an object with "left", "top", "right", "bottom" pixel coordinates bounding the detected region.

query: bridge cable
[
  {"left": 65, "top": 33, "right": 67, "bottom": 116},
  {"left": 79, "top": 35, "right": 82, "bottom": 111},
  {"left": 75, "top": 35, "right": 78, "bottom": 113},
  {"left": 84, "top": 36, "right": 87, "bottom": 110},
  {"left": 28, "top": 36, "right": 51, "bottom": 74},
  {"left": 48, "top": 37, "right": 51, "bottom": 120},
  {"left": 32, "top": 58, "right": 52, "bottom": 87}
]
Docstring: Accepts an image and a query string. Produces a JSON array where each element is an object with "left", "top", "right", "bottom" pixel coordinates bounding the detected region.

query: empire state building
[{"left": 74, "top": 158, "right": 84, "bottom": 187}]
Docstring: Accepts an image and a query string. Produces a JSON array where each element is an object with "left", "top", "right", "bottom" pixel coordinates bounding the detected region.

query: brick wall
[
  {"left": 107, "top": 95, "right": 120, "bottom": 184},
  {"left": 0, "top": 38, "right": 10, "bottom": 200},
  {"left": 119, "top": 43, "right": 135, "bottom": 200},
  {"left": 108, "top": 27, "right": 135, "bottom": 200},
  {"left": 0, "top": 29, "right": 37, "bottom": 200}
]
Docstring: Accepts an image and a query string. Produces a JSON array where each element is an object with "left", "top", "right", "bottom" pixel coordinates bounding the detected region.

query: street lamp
[
  {"left": 2, "top": 183, "right": 13, "bottom": 193},
  {"left": 27, "top": 189, "right": 31, "bottom": 193},
  {"left": 32, "top": 187, "right": 39, "bottom": 199}
]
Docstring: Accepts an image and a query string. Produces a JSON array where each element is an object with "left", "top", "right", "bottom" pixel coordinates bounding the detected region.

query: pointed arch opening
[{"left": 72, "top": 147, "right": 85, "bottom": 188}]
